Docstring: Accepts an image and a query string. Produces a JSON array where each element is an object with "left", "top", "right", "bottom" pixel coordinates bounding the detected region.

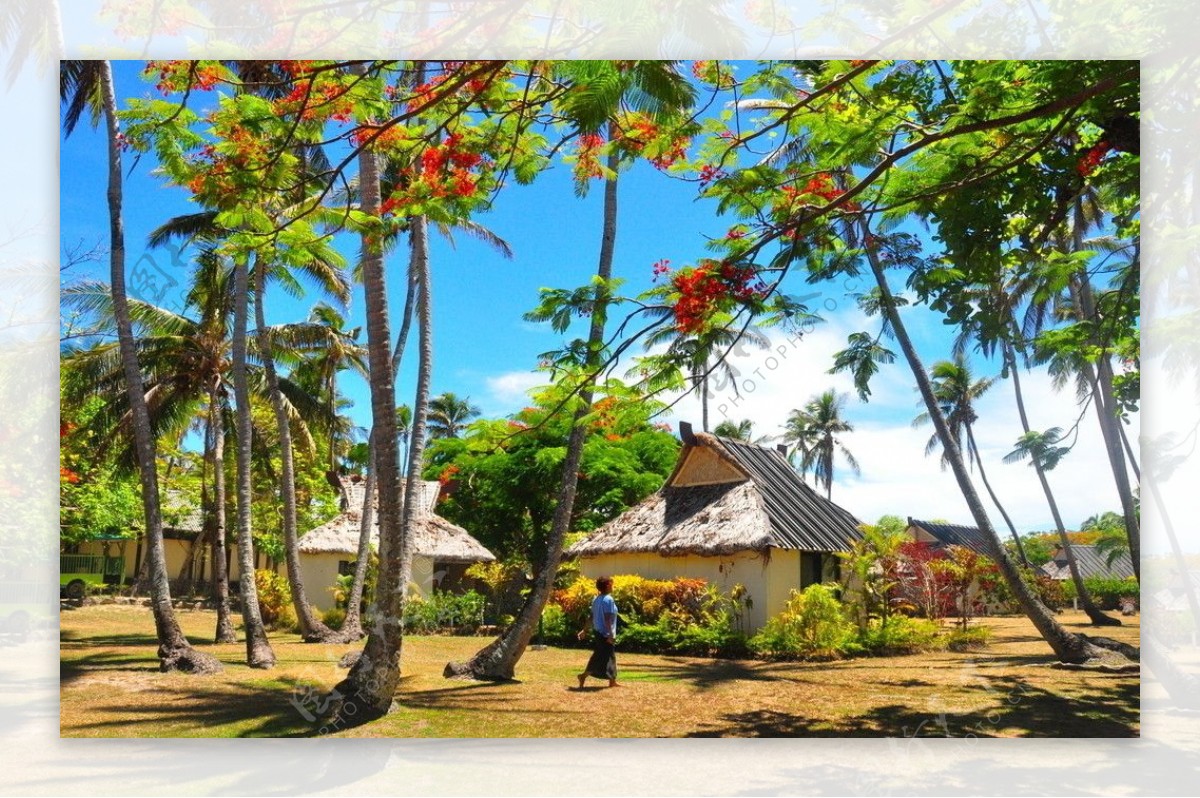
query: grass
[{"left": 59, "top": 604, "right": 1140, "bottom": 738}]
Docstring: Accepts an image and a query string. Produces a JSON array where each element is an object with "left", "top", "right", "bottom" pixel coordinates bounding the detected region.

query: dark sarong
[{"left": 585, "top": 631, "right": 617, "bottom": 681}]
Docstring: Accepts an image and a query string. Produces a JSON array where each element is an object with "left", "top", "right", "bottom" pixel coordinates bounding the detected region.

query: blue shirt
[{"left": 591, "top": 593, "right": 617, "bottom": 637}]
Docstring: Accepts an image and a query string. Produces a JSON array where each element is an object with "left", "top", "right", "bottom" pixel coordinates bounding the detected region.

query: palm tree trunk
[
  {"left": 332, "top": 116, "right": 413, "bottom": 716},
  {"left": 445, "top": 143, "right": 621, "bottom": 681},
  {"left": 253, "top": 257, "right": 336, "bottom": 641},
  {"left": 964, "top": 403, "right": 1029, "bottom": 566},
  {"left": 231, "top": 253, "right": 276, "bottom": 668},
  {"left": 864, "top": 224, "right": 1124, "bottom": 664},
  {"left": 1117, "top": 421, "right": 1141, "bottom": 482},
  {"left": 207, "top": 385, "right": 237, "bottom": 643},
  {"left": 1070, "top": 207, "right": 1140, "bottom": 580},
  {"left": 1002, "top": 344, "right": 1118, "bottom": 624},
  {"left": 342, "top": 252, "right": 420, "bottom": 636},
  {"left": 339, "top": 433, "right": 375, "bottom": 639},
  {"left": 99, "top": 61, "right": 220, "bottom": 674}
]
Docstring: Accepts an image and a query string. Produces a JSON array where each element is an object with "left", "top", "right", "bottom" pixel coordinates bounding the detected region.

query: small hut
[
  {"left": 1039, "top": 544, "right": 1134, "bottom": 581},
  {"left": 566, "top": 423, "right": 863, "bottom": 632},
  {"left": 905, "top": 518, "right": 994, "bottom": 556},
  {"left": 298, "top": 475, "right": 496, "bottom": 613}
]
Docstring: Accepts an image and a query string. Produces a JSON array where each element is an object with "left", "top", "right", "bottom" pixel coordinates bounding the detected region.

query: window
[{"left": 337, "top": 560, "right": 354, "bottom": 577}]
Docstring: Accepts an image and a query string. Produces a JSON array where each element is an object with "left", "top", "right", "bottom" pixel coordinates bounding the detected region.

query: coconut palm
[
  {"left": 861, "top": 219, "right": 1119, "bottom": 663},
  {"left": 912, "top": 355, "right": 1029, "bottom": 566},
  {"left": 782, "top": 389, "right": 860, "bottom": 501},
  {"left": 62, "top": 255, "right": 244, "bottom": 642},
  {"left": 445, "top": 59, "right": 697, "bottom": 682},
  {"left": 59, "top": 59, "right": 221, "bottom": 673},
  {"left": 640, "top": 325, "right": 769, "bottom": 433},
  {"left": 714, "top": 418, "right": 755, "bottom": 441},
  {"left": 427, "top": 393, "right": 481, "bottom": 439}
]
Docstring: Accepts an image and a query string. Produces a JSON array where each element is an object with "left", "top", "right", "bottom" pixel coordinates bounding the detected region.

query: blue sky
[{"left": 60, "top": 60, "right": 1140, "bottom": 535}]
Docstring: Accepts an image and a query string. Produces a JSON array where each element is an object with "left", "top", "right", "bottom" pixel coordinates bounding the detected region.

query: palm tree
[
  {"left": 445, "top": 59, "right": 696, "bottom": 681},
  {"left": 782, "top": 390, "right": 860, "bottom": 501},
  {"left": 912, "top": 355, "right": 1028, "bottom": 566},
  {"left": 333, "top": 62, "right": 415, "bottom": 714},
  {"left": 395, "top": 404, "right": 413, "bottom": 473},
  {"left": 291, "top": 302, "right": 368, "bottom": 478},
  {"left": 1002, "top": 426, "right": 1121, "bottom": 625},
  {"left": 59, "top": 59, "right": 220, "bottom": 673},
  {"left": 640, "top": 325, "right": 768, "bottom": 433},
  {"left": 861, "top": 220, "right": 1118, "bottom": 663},
  {"left": 62, "top": 255, "right": 243, "bottom": 642},
  {"left": 714, "top": 418, "right": 755, "bottom": 441},
  {"left": 428, "top": 392, "right": 481, "bottom": 439}
]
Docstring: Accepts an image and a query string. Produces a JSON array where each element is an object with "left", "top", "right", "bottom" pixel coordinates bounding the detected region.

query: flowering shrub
[
  {"left": 749, "top": 584, "right": 855, "bottom": 660},
  {"left": 254, "top": 569, "right": 297, "bottom": 631}
]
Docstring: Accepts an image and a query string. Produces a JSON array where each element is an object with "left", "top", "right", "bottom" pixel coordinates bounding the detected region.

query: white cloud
[{"left": 480, "top": 369, "right": 543, "bottom": 415}]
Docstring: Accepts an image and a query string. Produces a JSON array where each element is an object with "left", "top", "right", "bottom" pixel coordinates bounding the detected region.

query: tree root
[
  {"left": 1084, "top": 609, "right": 1124, "bottom": 627},
  {"left": 442, "top": 659, "right": 515, "bottom": 681},
  {"left": 1079, "top": 634, "right": 1140, "bottom": 661},
  {"left": 159, "top": 645, "right": 223, "bottom": 674}
]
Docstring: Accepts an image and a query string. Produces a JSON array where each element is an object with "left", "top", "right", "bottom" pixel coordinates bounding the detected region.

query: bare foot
[
  {"left": 608, "top": 681, "right": 621, "bottom": 688},
  {"left": 577, "top": 673, "right": 586, "bottom": 689}
]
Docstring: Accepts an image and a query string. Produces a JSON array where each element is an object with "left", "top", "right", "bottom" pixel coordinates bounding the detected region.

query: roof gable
[
  {"left": 906, "top": 518, "right": 994, "bottom": 557},
  {"left": 668, "top": 443, "right": 749, "bottom": 487},
  {"left": 568, "top": 425, "right": 863, "bottom": 558}
]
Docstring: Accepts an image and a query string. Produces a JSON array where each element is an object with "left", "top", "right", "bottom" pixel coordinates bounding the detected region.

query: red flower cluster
[
  {"left": 1076, "top": 140, "right": 1111, "bottom": 177},
  {"left": 380, "top": 133, "right": 486, "bottom": 216},
  {"left": 574, "top": 132, "right": 606, "bottom": 181},
  {"left": 60, "top": 466, "right": 81, "bottom": 484},
  {"left": 672, "top": 260, "right": 766, "bottom": 333},
  {"left": 438, "top": 464, "right": 460, "bottom": 486},
  {"left": 698, "top": 164, "right": 726, "bottom": 186},
  {"left": 145, "top": 61, "right": 221, "bottom": 95},
  {"left": 651, "top": 258, "right": 672, "bottom": 281}
]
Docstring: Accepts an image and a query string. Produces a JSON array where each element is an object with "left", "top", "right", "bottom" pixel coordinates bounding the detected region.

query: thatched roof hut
[
  {"left": 299, "top": 476, "right": 495, "bottom": 564},
  {"left": 568, "top": 423, "right": 862, "bottom": 559}
]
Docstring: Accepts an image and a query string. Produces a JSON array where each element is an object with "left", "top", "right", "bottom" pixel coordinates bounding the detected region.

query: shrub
[
  {"left": 1062, "top": 576, "right": 1140, "bottom": 610},
  {"left": 945, "top": 625, "right": 992, "bottom": 652},
  {"left": 403, "top": 590, "right": 486, "bottom": 634},
  {"left": 749, "top": 584, "right": 855, "bottom": 660},
  {"left": 551, "top": 575, "right": 718, "bottom": 637},
  {"left": 321, "top": 606, "right": 347, "bottom": 630},
  {"left": 993, "top": 569, "right": 1066, "bottom": 613},
  {"left": 254, "top": 569, "right": 297, "bottom": 631},
  {"left": 857, "top": 615, "right": 942, "bottom": 655},
  {"left": 539, "top": 602, "right": 570, "bottom": 644}
]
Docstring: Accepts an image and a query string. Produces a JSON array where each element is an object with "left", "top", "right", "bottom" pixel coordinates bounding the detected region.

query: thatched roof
[
  {"left": 568, "top": 424, "right": 862, "bottom": 558},
  {"left": 1039, "top": 544, "right": 1134, "bottom": 581},
  {"left": 906, "top": 518, "right": 995, "bottom": 557},
  {"left": 299, "top": 476, "right": 495, "bottom": 564}
]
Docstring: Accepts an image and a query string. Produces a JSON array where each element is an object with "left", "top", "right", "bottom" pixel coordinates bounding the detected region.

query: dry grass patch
[{"left": 60, "top": 605, "right": 1139, "bottom": 738}]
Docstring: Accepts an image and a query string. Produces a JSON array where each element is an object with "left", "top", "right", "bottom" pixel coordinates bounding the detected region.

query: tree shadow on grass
[
  {"left": 64, "top": 677, "right": 321, "bottom": 738},
  {"left": 628, "top": 657, "right": 805, "bottom": 690},
  {"left": 683, "top": 674, "right": 1139, "bottom": 738},
  {"left": 60, "top": 649, "right": 159, "bottom": 687},
  {"left": 60, "top": 630, "right": 219, "bottom": 648}
]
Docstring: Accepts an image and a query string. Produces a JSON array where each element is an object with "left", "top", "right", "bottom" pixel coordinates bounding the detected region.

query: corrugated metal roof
[
  {"left": 1040, "top": 544, "right": 1135, "bottom": 580},
  {"left": 710, "top": 435, "right": 863, "bottom": 552},
  {"left": 907, "top": 518, "right": 994, "bottom": 557}
]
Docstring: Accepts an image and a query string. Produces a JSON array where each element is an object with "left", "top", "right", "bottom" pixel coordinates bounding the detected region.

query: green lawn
[{"left": 60, "top": 604, "right": 1140, "bottom": 738}]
